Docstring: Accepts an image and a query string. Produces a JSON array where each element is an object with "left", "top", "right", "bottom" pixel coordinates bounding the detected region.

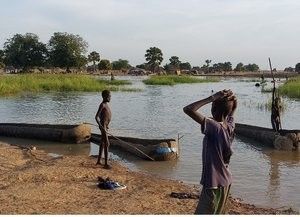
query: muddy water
[{"left": 0, "top": 76, "right": 299, "bottom": 211}]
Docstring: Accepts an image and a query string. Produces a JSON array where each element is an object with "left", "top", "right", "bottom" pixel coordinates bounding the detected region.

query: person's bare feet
[
  {"left": 103, "top": 164, "right": 112, "bottom": 169},
  {"left": 96, "top": 160, "right": 102, "bottom": 165}
]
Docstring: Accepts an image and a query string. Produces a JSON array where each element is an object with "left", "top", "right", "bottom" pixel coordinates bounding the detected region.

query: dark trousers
[{"left": 195, "top": 185, "right": 231, "bottom": 214}]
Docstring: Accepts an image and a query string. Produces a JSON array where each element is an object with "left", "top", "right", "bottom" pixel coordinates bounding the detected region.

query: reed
[
  {"left": 143, "top": 75, "right": 219, "bottom": 85},
  {"left": 0, "top": 74, "right": 138, "bottom": 96},
  {"left": 278, "top": 76, "right": 300, "bottom": 99},
  {"left": 258, "top": 98, "right": 286, "bottom": 112}
]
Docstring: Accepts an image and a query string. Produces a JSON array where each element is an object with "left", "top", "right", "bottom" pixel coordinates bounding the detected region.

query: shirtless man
[{"left": 95, "top": 90, "right": 112, "bottom": 169}]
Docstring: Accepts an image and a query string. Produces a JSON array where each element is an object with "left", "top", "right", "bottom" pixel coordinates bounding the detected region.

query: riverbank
[
  {"left": 0, "top": 142, "right": 296, "bottom": 214},
  {"left": 194, "top": 71, "right": 299, "bottom": 78}
]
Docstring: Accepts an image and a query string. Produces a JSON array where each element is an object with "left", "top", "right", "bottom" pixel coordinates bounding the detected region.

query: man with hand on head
[{"left": 183, "top": 89, "right": 237, "bottom": 214}]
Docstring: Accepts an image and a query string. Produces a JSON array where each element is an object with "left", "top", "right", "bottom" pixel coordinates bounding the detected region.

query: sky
[{"left": 1, "top": 0, "right": 300, "bottom": 70}]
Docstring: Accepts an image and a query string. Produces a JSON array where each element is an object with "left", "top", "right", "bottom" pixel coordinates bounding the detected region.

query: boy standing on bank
[
  {"left": 183, "top": 89, "right": 237, "bottom": 214},
  {"left": 95, "top": 90, "right": 112, "bottom": 169}
]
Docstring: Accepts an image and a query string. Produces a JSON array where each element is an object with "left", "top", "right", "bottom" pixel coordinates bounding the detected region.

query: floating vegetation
[
  {"left": 278, "top": 76, "right": 300, "bottom": 99},
  {"left": 0, "top": 74, "right": 138, "bottom": 96},
  {"left": 143, "top": 75, "right": 220, "bottom": 85}
]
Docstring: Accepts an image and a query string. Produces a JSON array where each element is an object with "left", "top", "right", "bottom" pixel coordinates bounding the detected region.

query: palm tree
[
  {"left": 169, "top": 56, "right": 181, "bottom": 69},
  {"left": 88, "top": 51, "right": 100, "bottom": 72},
  {"left": 145, "top": 47, "right": 163, "bottom": 73}
]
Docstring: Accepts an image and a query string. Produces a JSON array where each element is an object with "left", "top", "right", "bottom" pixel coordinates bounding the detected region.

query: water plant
[
  {"left": 278, "top": 76, "right": 300, "bottom": 99},
  {"left": 0, "top": 73, "right": 139, "bottom": 96},
  {"left": 255, "top": 97, "right": 286, "bottom": 112},
  {"left": 143, "top": 75, "right": 219, "bottom": 85}
]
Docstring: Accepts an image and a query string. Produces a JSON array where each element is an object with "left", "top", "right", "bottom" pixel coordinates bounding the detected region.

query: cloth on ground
[{"left": 97, "top": 176, "right": 126, "bottom": 190}]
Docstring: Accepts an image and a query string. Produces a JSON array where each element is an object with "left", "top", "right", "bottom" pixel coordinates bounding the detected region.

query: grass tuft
[
  {"left": 143, "top": 75, "right": 219, "bottom": 85},
  {"left": 278, "top": 76, "right": 300, "bottom": 99},
  {"left": 0, "top": 74, "right": 138, "bottom": 96}
]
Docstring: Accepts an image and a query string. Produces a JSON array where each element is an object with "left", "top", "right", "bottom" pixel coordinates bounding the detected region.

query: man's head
[
  {"left": 211, "top": 97, "right": 234, "bottom": 121},
  {"left": 102, "top": 90, "right": 111, "bottom": 102}
]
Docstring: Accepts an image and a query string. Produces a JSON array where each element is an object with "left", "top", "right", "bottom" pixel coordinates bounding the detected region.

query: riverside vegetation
[
  {"left": 279, "top": 76, "right": 300, "bottom": 99},
  {"left": 143, "top": 75, "right": 219, "bottom": 85},
  {"left": 0, "top": 74, "right": 140, "bottom": 96}
]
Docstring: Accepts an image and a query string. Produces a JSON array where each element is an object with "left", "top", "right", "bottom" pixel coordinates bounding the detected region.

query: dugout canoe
[
  {"left": 235, "top": 123, "right": 300, "bottom": 151},
  {"left": 0, "top": 123, "right": 91, "bottom": 144},
  {"left": 90, "top": 133, "right": 178, "bottom": 161}
]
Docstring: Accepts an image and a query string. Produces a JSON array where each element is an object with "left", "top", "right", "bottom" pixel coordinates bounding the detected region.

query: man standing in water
[
  {"left": 95, "top": 90, "right": 112, "bottom": 169},
  {"left": 183, "top": 89, "right": 237, "bottom": 214}
]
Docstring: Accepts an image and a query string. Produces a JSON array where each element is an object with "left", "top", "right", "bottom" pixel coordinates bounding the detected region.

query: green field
[
  {"left": 279, "top": 76, "right": 300, "bottom": 99},
  {"left": 0, "top": 74, "right": 139, "bottom": 96},
  {"left": 143, "top": 75, "right": 219, "bottom": 85}
]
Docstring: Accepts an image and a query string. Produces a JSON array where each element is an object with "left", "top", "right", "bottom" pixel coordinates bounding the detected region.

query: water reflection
[{"left": 0, "top": 136, "right": 90, "bottom": 156}]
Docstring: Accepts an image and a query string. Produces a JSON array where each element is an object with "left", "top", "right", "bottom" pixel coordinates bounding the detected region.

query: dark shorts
[{"left": 195, "top": 185, "right": 231, "bottom": 214}]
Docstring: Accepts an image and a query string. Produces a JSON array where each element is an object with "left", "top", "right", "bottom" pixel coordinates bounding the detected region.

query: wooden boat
[
  {"left": 90, "top": 133, "right": 178, "bottom": 161},
  {"left": 235, "top": 123, "right": 300, "bottom": 151},
  {"left": 0, "top": 123, "right": 91, "bottom": 144}
]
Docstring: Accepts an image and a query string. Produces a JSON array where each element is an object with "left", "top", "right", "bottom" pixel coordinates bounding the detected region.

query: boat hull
[
  {"left": 0, "top": 123, "right": 91, "bottom": 144},
  {"left": 235, "top": 123, "right": 300, "bottom": 151},
  {"left": 90, "top": 133, "right": 178, "bottom": 161}
]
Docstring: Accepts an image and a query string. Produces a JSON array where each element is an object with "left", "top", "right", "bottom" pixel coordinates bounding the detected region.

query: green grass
[
  {"left": 0, "top": 74, "right": 139, "bottom": 96},
  {"left": 278, "top": 76, "right": 300, "bottom": 99},
  {"left": 143, "top": 75, "right": 219, "bottom": 85}
]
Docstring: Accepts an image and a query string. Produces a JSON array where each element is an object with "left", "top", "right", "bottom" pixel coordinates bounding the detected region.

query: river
[{"left": 0, "top": 76, "right": 299, "bottom": 211}]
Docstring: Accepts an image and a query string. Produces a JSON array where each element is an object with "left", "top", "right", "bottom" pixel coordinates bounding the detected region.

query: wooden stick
[{"left": 84, "top": 122, "right": 155, "bottom": 161}]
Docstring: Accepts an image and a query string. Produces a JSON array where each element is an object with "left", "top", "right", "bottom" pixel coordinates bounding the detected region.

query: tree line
[
  {"left": 0, "top": 32, "right": 299, "bottom": 73},
  {"left": 0, "top": 32, "right": 131, "bottom": 72}
]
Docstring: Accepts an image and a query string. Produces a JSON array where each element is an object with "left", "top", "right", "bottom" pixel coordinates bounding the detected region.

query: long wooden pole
[{"left": 268, "top": 58, "right": 282, "bottom": 131}]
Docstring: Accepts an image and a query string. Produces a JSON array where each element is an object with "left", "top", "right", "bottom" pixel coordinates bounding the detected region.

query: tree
[
  {"left": 48, "top": 32, "right": 88, "bottom": 71},
  {"left": 0, "top": 50, "right": 4, "bottom": 68},
  {"left": 179, "top": 62, "right": 191, "bottom": 70},
  {"left": 0, "top": 50, "right": 4, "bottom": 62},
  {"left": 112, "top": 59, "right": 130, "bottom": 70},
  {"left": 169, "top": 56, "right": 181, "bottom": 69},
  {"left": 205, "top": 59, "right": 211, "bottom": 67},
  {"left": 88, "top": 51, "right": 100, "bottom": 71},
  {"left": 223, "top": 62, "right": 232, "bottom": 71},
  {"left": 98, "top": 59, "right": 112, "bottom": 70},
  {"left": 244, "top": 63, "right": 259, "bottom": 72},
  {"left": 136, "top": 63, "right": 147, "bottom": 70},
  {"left": 3, "top": 33, "right": 47, "bottom": 70},
  {"left": 234, "top": 63, "right": 245, "bottom": 72},
  {"left": 295, "top": 63, "right": 300, "bottom": 73},
  {"left": 284, "top": 67, "right": 294, "bottom": 72},
  {"left": 145, "top": 47, "right": 163, "bottom": 72},
  {"left": 201, "top": 59, "right": 212, "bottom": 73}
]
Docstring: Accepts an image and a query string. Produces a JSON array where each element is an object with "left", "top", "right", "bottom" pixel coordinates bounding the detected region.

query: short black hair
[
  {"left": 212, "top": 98, "right": 234, "bottom": 118},
  {"left": 102, "top": 90, "right": 110, "bottom": 98}
]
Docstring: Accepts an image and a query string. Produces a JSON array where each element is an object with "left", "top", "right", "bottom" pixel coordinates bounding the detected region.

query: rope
[{"left": 82, "top": 122, "right": 155, "bottom": 161}]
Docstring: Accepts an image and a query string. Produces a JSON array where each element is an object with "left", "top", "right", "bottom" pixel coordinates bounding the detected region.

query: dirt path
[{"left": 0, "top": 143, "right": 296, "bottom": 214}]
